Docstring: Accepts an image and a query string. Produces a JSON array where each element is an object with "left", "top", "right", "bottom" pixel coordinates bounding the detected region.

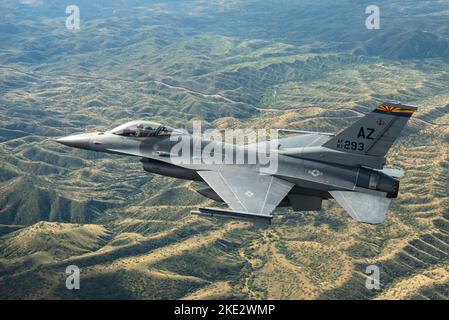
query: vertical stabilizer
[{"left": 323, "top": 103, "right": 417, "bottom": 158}]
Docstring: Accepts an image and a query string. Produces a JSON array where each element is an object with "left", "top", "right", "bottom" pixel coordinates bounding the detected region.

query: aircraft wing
[{"left": 194, "top": 170, "right": 294, "bottom": 222}]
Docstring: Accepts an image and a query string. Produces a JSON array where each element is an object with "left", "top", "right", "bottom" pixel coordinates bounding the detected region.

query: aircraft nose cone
[{"left": 56, "top": 133, "right": 91, "bottom": 149}]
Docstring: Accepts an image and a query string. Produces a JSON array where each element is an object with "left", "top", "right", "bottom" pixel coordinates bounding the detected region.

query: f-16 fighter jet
[{"left": 57, "top": 102, "right": 417, "bottom": 224}]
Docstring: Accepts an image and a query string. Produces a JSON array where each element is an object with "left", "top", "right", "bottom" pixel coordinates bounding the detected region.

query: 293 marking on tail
[{"left": 336, "top": 139, "right": 365, "bottom": 151}]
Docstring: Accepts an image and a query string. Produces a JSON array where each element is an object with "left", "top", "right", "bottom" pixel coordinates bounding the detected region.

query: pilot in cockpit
[{"left": 110, "top": 121, "right": 178, "bottom": 138}]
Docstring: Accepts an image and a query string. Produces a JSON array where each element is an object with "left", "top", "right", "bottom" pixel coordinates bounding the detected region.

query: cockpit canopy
[{"left": 111, "top": 120, "right": 178, "bottom": 137}]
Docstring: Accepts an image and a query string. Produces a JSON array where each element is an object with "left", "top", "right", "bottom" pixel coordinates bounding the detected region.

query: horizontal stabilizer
[
  {"left": 191, "top": 207, "right": 273, "bottom": 223},
  {"left": 329, "top": 191, "right": 392, "bottom": 224}
]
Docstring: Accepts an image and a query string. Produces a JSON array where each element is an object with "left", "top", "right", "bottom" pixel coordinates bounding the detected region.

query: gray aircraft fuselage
[
  {"left": 56, "top": 103, "right": 417, "bottom": 224},
  {"left": 57, "top": 127, "right": 398, "bottom": 209}
]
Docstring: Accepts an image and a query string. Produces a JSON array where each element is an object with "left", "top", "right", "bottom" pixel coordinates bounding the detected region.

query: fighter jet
[{"left": 56, "top": 102, "right": 417, "bottom": 224}]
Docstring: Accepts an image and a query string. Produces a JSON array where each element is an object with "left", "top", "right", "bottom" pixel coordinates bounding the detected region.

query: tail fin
[{"left": 323, "top": 103, "right": 417, "bottom": 157}]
